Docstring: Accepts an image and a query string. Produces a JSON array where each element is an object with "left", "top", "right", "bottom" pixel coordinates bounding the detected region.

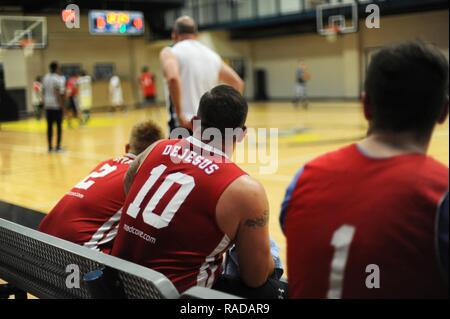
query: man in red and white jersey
[
  {"left": 282, "top": 41, "right": 449, "bottom": 299},
  {"left": 38, "top": 121, "right": 163, "bottom": 254},
  {"left": 139, "top": 66, "right": 156, "bottom": 105},
  {"left": 65, "top": 71, "right": 81, "bottom": 127},
  {"left": 112, "top": 85, "right": 274, "bottom": 293}
]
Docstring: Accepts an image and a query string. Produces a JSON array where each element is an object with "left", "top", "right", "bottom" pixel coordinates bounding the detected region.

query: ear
[
  {"left": 236, "top": 126, "right": 247, "bottom": 143},
  {"left": 125, "top": 144, "right": 130, "bottom": 153},
  {"left": 362, "top": 92, "right": 372, "bottom": 121},
  {"left": 437, "top": 96, "right": 449, "bottom": 124}
]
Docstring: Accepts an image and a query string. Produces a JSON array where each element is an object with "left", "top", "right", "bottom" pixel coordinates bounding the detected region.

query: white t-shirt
[
  {"left": 42, "top": 73, "right": 65, "bottom": 109},
  {"left": 77, "top": 75, "right": 92, "bottom": 110},
  {"left": 109, "top": 75, "right": 123, "bottom": 106},
  {"left": 166, "top": 39, "right": 222, "bottom": 120}
]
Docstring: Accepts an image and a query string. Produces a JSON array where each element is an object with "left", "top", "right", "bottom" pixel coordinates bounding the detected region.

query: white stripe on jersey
[
  {"left": 196, "top": 235, "right": 230, "bottom": 288},
  {"left": 83, "top": 208, "right": 122, "bottom": 251}
]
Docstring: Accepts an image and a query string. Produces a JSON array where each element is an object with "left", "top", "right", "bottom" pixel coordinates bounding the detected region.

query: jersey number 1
[
  {"left": 126, "top": 164, "right": 195, "bottom": 229},
  {"left": 327, "top": 225, "right": 356, "bottom": 299}
]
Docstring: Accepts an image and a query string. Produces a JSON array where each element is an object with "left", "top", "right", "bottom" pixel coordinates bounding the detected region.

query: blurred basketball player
[
  {"left": 32, "top": 76, "right": 43, "bottom": 120},
  {"left": 109, "top": 74, "right": 124, "bottom": 112},
  {"left": 42, "top": 61, "right": 65, "bottom": 152},
  {"left": 293, "top": 61, "right": 310, "bottom": 109},
  {"left": 65, "top": 70, "right": 81, "bottom": 128},
  {"left": 112, "top": 85, "right": 274, "bottom": 293},
  {"left": 140, "top": 66, "right": 156, "bottom": 106},
  {"left": 160, "top": 16, "right": 244, "bottom": 135},
  {"left": 38, "top": 121, "right": 163, "bottom": 253},
  {"left": 281, "top": 41, "right": 449, "bottom": 299},
  {"left": 77, "top": 70, "right": 92, "bottom": 124}
]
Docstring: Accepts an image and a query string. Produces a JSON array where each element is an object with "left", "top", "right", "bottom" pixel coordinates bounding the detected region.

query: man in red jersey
[
  {"left": 38, "top": 121, "right": 163, "bottom": 253},
  {"left": 112, "top": 85, "right": 275, "bottom": 294},
  {"left": 139, "top": 66, "right": 156, "bottom": 106},
  {"left": 281, "top": 41, "right": 449, "bottom": 299},
  {"left": 65, "top": 71, "right": 81, "bottom": 127}
]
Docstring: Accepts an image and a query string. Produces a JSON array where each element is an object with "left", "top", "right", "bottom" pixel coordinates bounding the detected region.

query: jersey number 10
[{"left": 126, "top": 164, "right": 196, "bottom": 229}]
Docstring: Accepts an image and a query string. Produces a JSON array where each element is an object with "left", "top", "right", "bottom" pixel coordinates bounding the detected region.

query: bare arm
[
  {"left": 124, "top": 140, "right": 162, "bottom": 194},
  {"left": 216, "top": 175, "right": 274, "bottom": 288},
  {"left": 160, "top": 48, "right": 190, "bottom": 129},
  {"left": 218, "top": 61, "right": 245, "bottom": 95},
  {"left": 56, "top": 77, "right": 65, "bottom": 109}
]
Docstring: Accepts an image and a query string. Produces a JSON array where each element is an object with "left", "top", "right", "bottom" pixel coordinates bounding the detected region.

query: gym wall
[{"left": 1, "top": 9, "right": 448, "bottom": 111}]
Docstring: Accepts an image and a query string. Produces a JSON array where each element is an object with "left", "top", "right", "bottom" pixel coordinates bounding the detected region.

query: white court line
[
  {"left": 0, "top": 143, "right": 110, "bottom": 162},
  {"left": 434, "top": 130, "right": 449, "bottom": 137}
]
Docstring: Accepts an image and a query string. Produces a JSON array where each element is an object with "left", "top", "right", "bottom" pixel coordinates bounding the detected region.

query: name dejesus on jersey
[{"left": 162, "top": 144, "right": 220, "bottom": 175}]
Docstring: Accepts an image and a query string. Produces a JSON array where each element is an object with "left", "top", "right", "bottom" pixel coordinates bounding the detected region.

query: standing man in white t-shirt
[
  {"left": 109, "top": 74, "right": 124, "bottom": 112},
  {"left": 160, "top": 16, "right": 244, "bottom": 135},
  {"left": 42, "top": 61, "right": 65, "bottom": 152}
]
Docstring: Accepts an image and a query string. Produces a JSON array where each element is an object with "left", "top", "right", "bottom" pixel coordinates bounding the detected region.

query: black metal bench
[{"left": 0, "top": 218, "right": 239, "bottom": 299}]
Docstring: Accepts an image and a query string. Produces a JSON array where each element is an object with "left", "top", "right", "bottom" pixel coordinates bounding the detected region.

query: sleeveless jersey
[
  {"left": 38, "top": 154, "right": 136, "bottom": 253},
  {"left": 112, "top": 137, "right": 246, "bottom": 292},
  {"left": 283, "top": 144, "right": 449, "bottom": 299},
  {"left": 165, "top": 39, "right": 222, "bottom": 128}
]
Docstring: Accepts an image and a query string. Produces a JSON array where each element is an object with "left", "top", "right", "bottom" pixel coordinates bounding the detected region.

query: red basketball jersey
[
  {"left": 284, "top": 144, "right": 449, "bottom": 299},
  {"left": 140, "top": 72, "right": 155, "bottom": 97},
  {"left": 66, "top": 76, "right": 78, "bottom": 97},
  {"left": 38, "top": 154, "right": 136, "bottom": 254},
  {"left": 112, "top": 137, "right": 247, "bottom": 293}
]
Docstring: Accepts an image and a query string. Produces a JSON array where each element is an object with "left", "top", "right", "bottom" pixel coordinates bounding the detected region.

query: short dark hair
[
  {"left": 142, "top": 66, "right": 148, "bottom": 73},
  {"left": 49, "top": 61, "right": 58, "bottom": 73},
  {"left": 129, "top": 120, "right": 163, "bottom": 155},
  {"left": 365, "top": 41, "right": 449, "bottom": 134},
  {"left": 173, "top": 16, "right": 198, "bottom": 35},
  {"left": 198, "top": 85, "right": 248, "bottom": 135}
]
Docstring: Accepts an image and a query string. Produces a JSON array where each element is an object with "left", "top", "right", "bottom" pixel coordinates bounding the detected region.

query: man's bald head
[{"left": 173, "top": 16, "right": 198, "bottom": 36}]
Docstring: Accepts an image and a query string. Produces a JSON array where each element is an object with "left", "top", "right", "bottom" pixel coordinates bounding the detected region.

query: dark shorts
[
  {"left": 67, "top": 96, "right": 78, "bottom": 115},
  {"left": 144, "top": 95, "right": 156, "bottom": 104}
]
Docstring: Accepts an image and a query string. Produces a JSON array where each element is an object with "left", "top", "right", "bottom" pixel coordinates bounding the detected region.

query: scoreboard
[{"left": 88, "top": 10, "right": 144, "bottom": 35}]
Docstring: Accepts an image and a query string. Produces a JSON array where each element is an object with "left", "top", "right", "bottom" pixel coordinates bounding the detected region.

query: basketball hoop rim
[
  {"left": 19, "top": 39, "right": 35, "bottom": 47},
  {"left": 323, "top": 25, "right": 342, "bottom": 37}
]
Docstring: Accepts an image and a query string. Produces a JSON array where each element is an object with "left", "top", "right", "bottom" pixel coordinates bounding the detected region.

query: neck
[
  {"left": 358, "top": 130, "right": 431, "bottom": 158},
  {"left": 177, "top": 34, "right": 196, "bottom": 42},
  {"left": 127, "top": 149, "right": 137, "bottom": 156},
  {"left": 192, "top": 133, "right": 234, "bottom": 158}
]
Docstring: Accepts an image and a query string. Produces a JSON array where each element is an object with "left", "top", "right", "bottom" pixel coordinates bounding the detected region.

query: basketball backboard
[
  {"left": 316, "top": 1, "right": 358, "bottom": 36},
  {"left": 0, "top": 16, "right": 47, "bottom": 49}
]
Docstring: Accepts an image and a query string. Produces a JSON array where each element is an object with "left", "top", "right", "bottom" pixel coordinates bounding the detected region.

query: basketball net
[
  {"left": 20, "top": 39, "right": 34, "bottom": 57},
  {"left": 325, "top": 25, "right": 341, "bottom": 43}
]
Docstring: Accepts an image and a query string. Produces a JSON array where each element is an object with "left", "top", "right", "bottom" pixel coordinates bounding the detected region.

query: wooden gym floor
[{"left": 0, "top": 102, "right": 448, "bottom": 267}]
